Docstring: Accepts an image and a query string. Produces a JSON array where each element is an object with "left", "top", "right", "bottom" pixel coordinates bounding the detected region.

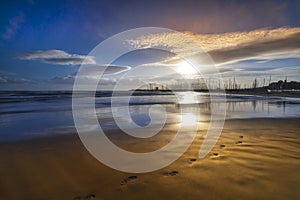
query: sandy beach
[
  {"left": 1, "top": 118, "right": 300, "bottom": 200},
  {"left": 1, "top": 0, "right": 300, "bottom": 199}
]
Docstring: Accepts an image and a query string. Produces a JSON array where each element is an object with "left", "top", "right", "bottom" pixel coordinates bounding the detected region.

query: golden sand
[{"left": 0, "top": 118, "right": 300, "bottom": 200}]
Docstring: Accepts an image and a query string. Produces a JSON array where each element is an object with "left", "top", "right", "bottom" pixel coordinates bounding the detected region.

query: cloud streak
[
  {"left": 208, "top": 31, "right": 300, "bottom": 65},
  {"left": 50, "top": 65, "right": 131, "bottom": 83},
  {"left": 19, "top": 50, "right": 96, "bottom": 65},
  {"left": 100, "top": 65, "right": 131, "bottom": 74},
  {"left": 0, "top": 76, "right": 33, "bottom": 84},
  {"left": 0, "top": 64, "right": 131, "bottom": 90},
  {"left": 126, "top": 27, "right": 300, "bottom": 66},
  {"left": 1, "top": 12, "right": 24, "bottom": 40}
]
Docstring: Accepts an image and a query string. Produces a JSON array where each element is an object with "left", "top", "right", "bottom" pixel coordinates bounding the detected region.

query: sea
[{"left": 1, "top": 91, "right": 300, "bottom": 141}]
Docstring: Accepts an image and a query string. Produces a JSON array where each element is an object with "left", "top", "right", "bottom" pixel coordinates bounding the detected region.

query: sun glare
[{"left": 176, "top": 60, "right": 197, "bottom": 75}]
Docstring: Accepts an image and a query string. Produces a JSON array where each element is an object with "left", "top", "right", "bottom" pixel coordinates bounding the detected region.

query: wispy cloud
[
  {"left": 19, "top": 50, "right": 96, "bottom": 65},
  {"left": 1, "top": 12, "right": 25, "bottom": 40},
  {"left": 221, "top": 65, "right": 300, "bottom": 85},
  {"left": 99, "top": 65, "right": 131, "bottom": 74},
  {"left": 0, "top": 76, "right": 33, "bottom": 84},
  {"left": 0, "top": 70, "right": 16, "bottom": 76},
  {"left": 126, "top": 27, "right": 300, "bottom": 66},
  {"left": 50, "top": 65, "right": 131, "bottom": 83},
  {"left": 0, "top": 64, "right": 131, "bottom": 90},
  {"left": 0, "top": 70, "right": 31, "bottom": 84}
]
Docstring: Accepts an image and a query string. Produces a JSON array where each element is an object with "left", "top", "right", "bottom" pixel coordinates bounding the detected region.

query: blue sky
[{"left": 0, "top": 0, "right": 300, "bottom": 90}]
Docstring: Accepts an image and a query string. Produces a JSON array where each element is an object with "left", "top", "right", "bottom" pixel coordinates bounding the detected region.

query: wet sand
[{"left": 1, "top": 118, "right": 300, "bottom": 200}]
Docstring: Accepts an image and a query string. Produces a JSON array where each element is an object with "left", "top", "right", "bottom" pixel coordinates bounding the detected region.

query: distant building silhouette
[{"left": 268, "top": 80, "right": 300, "bottom": 91}]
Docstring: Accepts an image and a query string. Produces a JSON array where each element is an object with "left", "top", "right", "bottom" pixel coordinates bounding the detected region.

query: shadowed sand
[{"left": 1, "top": 118, "right": 300, "bottom": 200}]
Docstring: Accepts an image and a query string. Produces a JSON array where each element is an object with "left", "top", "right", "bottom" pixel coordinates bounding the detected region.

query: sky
[{"left": 0, "top": 0, "right": 300, "bottom": 90}]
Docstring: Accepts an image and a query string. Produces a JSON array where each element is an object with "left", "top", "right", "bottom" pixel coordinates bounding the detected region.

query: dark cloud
[{"left": 81, "top": 0, "right": 293, "bottom": 39}]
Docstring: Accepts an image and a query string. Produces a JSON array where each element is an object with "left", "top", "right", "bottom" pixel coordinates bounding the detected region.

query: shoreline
[{"left": 1, "top": 116, "right": 300, "bottom": 144}]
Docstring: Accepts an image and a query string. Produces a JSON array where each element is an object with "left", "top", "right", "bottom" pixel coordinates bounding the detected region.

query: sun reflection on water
[
  {"left": 177, "top": 92, "right": 201, "bottom": 127},
  {"left": 177, "top": 91, "right": 199, "bottom": 104}
]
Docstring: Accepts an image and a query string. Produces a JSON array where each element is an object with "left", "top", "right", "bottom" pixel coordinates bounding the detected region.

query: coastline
[{"left": 225, "top": 89, "right": 300, "bottom": 98}]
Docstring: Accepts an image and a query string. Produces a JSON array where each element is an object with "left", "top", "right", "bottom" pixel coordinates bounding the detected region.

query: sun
[{"left": 176, "top": 60, "right": 197, "bottom": 75}]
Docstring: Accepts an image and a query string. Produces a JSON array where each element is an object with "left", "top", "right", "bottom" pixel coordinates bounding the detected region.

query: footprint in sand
[
  {"left": 73, "top": 194, "right": 96, "bottom": 200},
  {"left": 85, "top": 194, "right": 96, "bottom": 200},
  {"left": 235, "top": 136, "right": 244, "bottom": 145},
  {"left": 163, "top": 170, "right": 179, "bottom": 176},
  {"left": 220, "top": 144, "right": 226, "bottom": 148},
  {"left": 189, "top": 158, "right": 197, "bottom": 163},
  {"left": 120, "top": 175, "right": 138, "bottom": 186},
  {"left": 210, "top": 152, "right": 222, "bottom": 159}
]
